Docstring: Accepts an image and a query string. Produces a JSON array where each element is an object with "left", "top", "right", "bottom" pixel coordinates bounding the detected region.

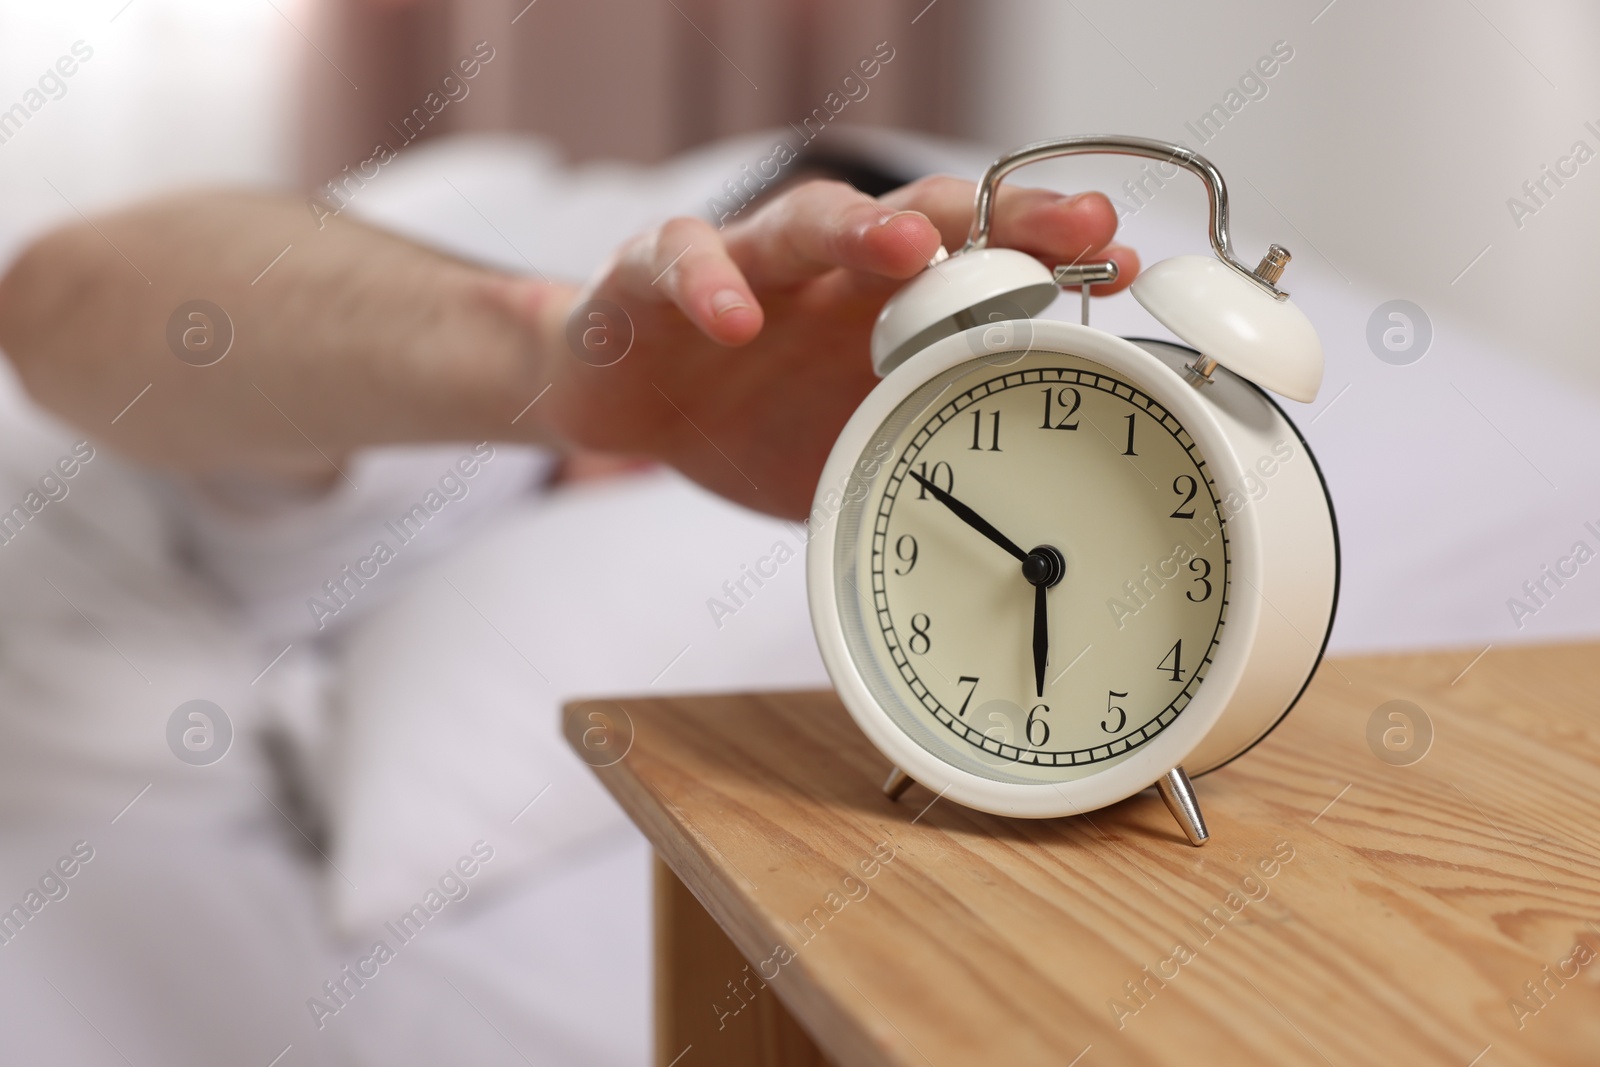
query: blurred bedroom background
[
  {"left": 1, "top": 5, "right": 1596, "bottom": 1061},
  {"left": 2, "top": 0, "right": 1597, "bottom": 394}
]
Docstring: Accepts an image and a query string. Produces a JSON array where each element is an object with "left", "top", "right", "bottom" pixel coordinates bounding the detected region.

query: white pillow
[{"left": 324, "top": 469, "right": 827, "bottom": 933}]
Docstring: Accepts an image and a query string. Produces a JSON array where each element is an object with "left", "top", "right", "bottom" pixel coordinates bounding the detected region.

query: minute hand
[{"left": 906, "top": 471, "right": 1028, "bottom": 562}]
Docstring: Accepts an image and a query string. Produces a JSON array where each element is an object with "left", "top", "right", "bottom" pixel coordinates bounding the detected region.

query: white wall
[
  {"left": 0, "top": 0, "right": 300, "bottom": 257},
  {"left": 961, "top": 0, "right": 1600, "bottom": 393}
]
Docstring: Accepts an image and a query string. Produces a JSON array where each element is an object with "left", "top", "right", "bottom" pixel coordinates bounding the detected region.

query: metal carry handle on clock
[
  {"left": 870, "top": 134, "right": 1323, "bottom": 403},
  {"left": 963, "top": 134, "right": 1292, "bottom": 299}
]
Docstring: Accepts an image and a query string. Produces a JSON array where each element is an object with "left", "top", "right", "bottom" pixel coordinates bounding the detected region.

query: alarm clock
[{"left": 806, "top": 135, "right": 1338, "bottom": 845}]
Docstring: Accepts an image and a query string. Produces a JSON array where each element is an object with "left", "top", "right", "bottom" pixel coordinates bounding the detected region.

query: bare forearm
[
  {"left": 0, "top": 176, "right": 1134, "bottom": 520},
  {"left": 0, "top": 190, "right": 572, "bottom": 481}
]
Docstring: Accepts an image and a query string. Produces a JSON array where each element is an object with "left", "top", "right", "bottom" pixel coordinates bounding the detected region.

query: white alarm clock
[{"left": 806, "top": 136, "right": 1338, "bottom": 845}]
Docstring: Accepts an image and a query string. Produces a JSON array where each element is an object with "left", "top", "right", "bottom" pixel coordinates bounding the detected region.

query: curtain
[{"left": 298, "top": 0, "right": 972, "bottom": 187}]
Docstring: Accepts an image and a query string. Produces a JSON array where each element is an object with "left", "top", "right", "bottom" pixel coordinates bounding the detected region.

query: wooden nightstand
[{"left": 564, "top": 644, "right": 1600, "bottom": 1066}]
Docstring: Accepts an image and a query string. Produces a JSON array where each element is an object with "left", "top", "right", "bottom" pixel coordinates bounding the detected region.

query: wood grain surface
[{"left": 564, "top": 643, "right": 1600, "bottom": 1067}]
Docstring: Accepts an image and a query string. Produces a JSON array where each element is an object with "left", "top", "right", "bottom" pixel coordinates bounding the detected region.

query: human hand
[{"left": 503, "top": 177, "right": 1138, "bottom": 519}]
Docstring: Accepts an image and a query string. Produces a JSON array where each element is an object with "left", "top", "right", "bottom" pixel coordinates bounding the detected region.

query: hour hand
[{"left": 906, "top": 471, "right": 1028, "bottom": 562}]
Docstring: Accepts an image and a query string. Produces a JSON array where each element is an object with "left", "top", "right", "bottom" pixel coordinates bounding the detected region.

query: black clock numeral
[
  {"left": 956, "top": 675, "right": 979, "bottom": 718},
  {"left": 1159, "top": 639, "right": 1186, "bottom": 682},
  {"left": 1121, "top": 413, "right": 1138, "bottom": 456},
  {"left": 893, "top": 534, "right": 919, "bottom": 575},
  {"left": 1186, "top": 556, "right": 1213, "bottom": 602},
  {"left": 1039, "top": 387, "right": 1082, "bottom": 430},
  {"left": 968, "top": 409, "right": 1002, "bottom": 452},
  {"left": 1170, "top": 474, "right": 1198, "bottom": 519},
  {"left": 912, "top": 461, "right": 953, "bottom": 499},
  {"left": 908, "top": 613, "right": 932, "bottom": 655},
  {"left": 1026, "top": 703, "right": 1051, "bottom": 747},
  {"left": 1103, "top": 690, "right": 1129, "bottom": 734}
]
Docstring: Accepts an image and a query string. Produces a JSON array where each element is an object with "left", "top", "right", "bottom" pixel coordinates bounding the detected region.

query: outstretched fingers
[
  {"left": 881, "top": 177, "right": 1135, "bottom": 293},
  {"left": 604, "top": 216, "right": 765, "bottom": 345},
  {"left": 489, "top": 173, "right": 1140, "bottom": 356},
  {"left": 723, "top": 179, "right": 943, "bottom": 290}
]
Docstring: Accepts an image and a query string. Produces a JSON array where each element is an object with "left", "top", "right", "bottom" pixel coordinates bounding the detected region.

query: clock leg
[
  {"left": 882, "top": 767, "right": 915, "bottom": 801},
  {"left": 1157, "top": 766, "right": 1210, "bottom": 846}
]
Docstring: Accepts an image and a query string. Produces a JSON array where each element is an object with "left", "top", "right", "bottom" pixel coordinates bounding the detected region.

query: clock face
[{"left": 831, "top": 350, "right": 1230, "bottom": 786}]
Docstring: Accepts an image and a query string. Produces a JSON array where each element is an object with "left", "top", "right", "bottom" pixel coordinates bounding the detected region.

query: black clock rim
[{"left": 1120, "top": 337, "right": 1343, "bottom": 778}]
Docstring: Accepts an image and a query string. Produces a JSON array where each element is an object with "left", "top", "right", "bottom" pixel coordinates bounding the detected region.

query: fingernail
[
  {"left": 878, "top": 210, "right": 922, "bottom": 228},
  {"left": 711, "top": 289, "right": 750, "bottom": 317}
]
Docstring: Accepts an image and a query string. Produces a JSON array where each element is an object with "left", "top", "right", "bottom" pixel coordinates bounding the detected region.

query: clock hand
[
  {"left": 904, "top": 467, "right": 1062, "bottom": 699},
  {"left": 906, "top": 471, "right": 1028, "bottom": 562},
  {"left": 1032, "top": 580, "right": 1048, "bottom": 699},
  {"left": 1022, "top": 545, "right": 1065, "bottom": 700}
]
